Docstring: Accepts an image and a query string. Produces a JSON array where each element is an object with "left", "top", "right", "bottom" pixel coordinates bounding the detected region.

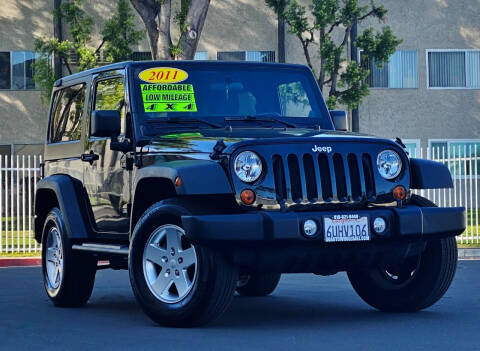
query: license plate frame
[{"left": 324, "top": 215, "right": 370, "bottom": 242}]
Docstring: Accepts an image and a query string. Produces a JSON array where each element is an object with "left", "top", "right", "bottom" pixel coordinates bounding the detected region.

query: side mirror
[
  {"left": 91, "top": 110, "right": 121, "bottom": 138},
  {"left": 330, "top": 110, "right": 348, "bottom": 131}
]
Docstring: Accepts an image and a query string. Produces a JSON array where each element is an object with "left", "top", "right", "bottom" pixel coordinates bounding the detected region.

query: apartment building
[{"left": 0, "top": 0, "right": 478, "bottom": 159}]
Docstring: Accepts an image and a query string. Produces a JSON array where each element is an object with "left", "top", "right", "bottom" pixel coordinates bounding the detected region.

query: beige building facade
[{"left": 0, "top": 0, "right": 479, "bottom": 155}]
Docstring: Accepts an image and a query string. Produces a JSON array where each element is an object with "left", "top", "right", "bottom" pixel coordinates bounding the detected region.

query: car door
[
  {"left": 83, "top": 70, "right": 130, "bottom": 234},
  {"left": 44, "top": 79, "right": 88, "bottom": 186}
]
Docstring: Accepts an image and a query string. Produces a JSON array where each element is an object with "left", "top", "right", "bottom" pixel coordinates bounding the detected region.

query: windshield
[{"left": 131, "top": 62, "right": 332, "bottom": 129}]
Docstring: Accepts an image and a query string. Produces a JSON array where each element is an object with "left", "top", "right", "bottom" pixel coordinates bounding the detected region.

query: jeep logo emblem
[{"left": 312, "top": 145, "right": 332, "bottom": 153}]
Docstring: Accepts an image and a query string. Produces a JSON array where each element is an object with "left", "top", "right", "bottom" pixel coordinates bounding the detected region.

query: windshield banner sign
[{"left": 141, "top": 83, "right": 197, "bottom": 113}]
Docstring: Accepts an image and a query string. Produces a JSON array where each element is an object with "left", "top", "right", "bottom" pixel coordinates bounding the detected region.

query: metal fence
[
  {"left": 1, "top": 155, "right": 42, "bottom": 253},
  {"left": 413, "top": 146, "right": 479, "bottom": 244},
  {"left": 0, "top": 148, "right": 478, "bottom": 254}
]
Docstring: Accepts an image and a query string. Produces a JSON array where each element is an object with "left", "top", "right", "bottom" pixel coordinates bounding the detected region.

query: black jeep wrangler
[{"left": 35, "top": 61, "right": 465, "bottom": 327}]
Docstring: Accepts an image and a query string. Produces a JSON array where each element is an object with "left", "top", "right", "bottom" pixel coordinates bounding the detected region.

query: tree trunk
[
  {"left": 53, "top": 0, "right": 63, "bottom": 79},
  {"left": 177, "top": 0, "right": 211, "bottom": 60},
  {"left": 157, "top": 0, "right": 173, "bottom": 60},
  {"left": 130, "top": 0, "right": 210, "bottom": 61},
  {"left": 318, "top": 27, "right": 325, "bottom": 91},
  {"left": 130, "top": 0, "right": 173, "bottom": 60},
  {"left": 329, "top": 27, "right": 351, "bottom": 97},
  {"left": 299, "top": 35, "right": 313, "bottom": 71}
]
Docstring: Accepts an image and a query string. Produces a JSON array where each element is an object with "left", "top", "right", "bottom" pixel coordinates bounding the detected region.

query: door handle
[{"left": 81, "top": 151, "right": 99, "bottom": 165}]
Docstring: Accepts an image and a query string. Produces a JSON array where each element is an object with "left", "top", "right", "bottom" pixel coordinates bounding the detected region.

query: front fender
[
  {"left": 409, "top": 158, "right": 453, "bottom": 189},
  {"left": 134, "top": 159, "right": 233, "bottom": 195}
]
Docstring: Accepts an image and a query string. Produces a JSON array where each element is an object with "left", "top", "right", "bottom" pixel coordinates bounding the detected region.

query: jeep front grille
[{"left": 272, "top": 152, "right": 376, "bottom": 205}]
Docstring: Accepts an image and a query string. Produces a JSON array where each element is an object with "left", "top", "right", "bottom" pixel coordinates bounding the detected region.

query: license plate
[{"left": 324, "top": 215, "right": 369, "bottom": 242}]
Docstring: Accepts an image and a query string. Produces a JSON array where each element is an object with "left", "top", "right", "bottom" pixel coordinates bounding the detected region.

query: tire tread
[
  {"left": 347, "top": 195, "right": 458, "bottom": 312},
  {"left": 42, "top": 207, "right": 96, "bottom": 308}
]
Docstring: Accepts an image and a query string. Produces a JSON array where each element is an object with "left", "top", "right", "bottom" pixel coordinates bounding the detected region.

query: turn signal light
[
  {"left": 240, "top": 189, "right": 256, "bottom": 205},
  {"left": 175, "top": 176, "right": 182, "bottom": 187},
  {"left": 393, "top": 185, "right": 406, "bottom": 201}
]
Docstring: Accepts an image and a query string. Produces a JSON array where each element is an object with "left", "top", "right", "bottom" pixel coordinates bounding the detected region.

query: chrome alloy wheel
[
  {"left": 45, "top": 227, "right": 64, "bottom": 291},
  {"left": 143, "top": 224, "right": 198, "bottom": 304}
]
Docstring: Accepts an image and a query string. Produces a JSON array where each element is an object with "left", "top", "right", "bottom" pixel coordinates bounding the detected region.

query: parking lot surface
[{"left": 0, "top": 261, "right": 479, "bottom": 351}]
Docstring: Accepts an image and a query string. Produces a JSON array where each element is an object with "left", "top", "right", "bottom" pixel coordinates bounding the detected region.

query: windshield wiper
[
  {"left": 147, "top": 117, "right": 222, "bottom": 128},
  {"left": 224, "top": 115, "right": 297, "bottom": 128}
]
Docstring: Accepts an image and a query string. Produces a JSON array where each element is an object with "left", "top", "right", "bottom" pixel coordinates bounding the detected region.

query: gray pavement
[{"left": 0, "top": 261, "right": 479, "bottom": 351}]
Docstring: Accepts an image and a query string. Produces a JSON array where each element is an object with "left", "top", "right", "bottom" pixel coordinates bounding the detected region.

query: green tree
[
  {"left": 33, "top": 0, "right": 143, "bottom": 103},
  {"left": 102, "top": 0, "right": 145, "bottom": 62},
  {"left": 129, "top": 0, "right": 211, "bottom": 60},
  {"left": 266, "top": 0, "right": 402, "bottom": 109}
]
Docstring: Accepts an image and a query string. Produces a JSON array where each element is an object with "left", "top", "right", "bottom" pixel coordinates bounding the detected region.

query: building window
[
  {"left": 429, "top": 139, "right": 480, "bottom": 177},
  {"left": 217, "top": 51, "right": 246, "bottom": 61},
  {"left": 131, "top": 51, "right": 208, "bottom": 61},
  {"left": 366, "top": 50, "right": 418, "bottom": 88},
  {"left": 402, "top": 139, "right": 420, "bottom": 157},
  {"left": 246, "top": 51, "right": 275, "bottom": 62},
  {"left": 217, "top": 51, "right": 275, "bottom": 63},
  {"left": 427, "top": 50, "right": 480, "bottom": 88},
  {"left": 131, "top": 52, "right": 152, "bottom": 61},
  {"left": 49, "top": 84, "right": 86, "bottom": 143},
  {"left": 0, "top": 52, "right": 11, "bottom": 89},
  {"left": 194, "top": 51, "right": 208, "bottom": 60},
  {"left": 0, "top": 51, "right": 38, "bottom": 90}
]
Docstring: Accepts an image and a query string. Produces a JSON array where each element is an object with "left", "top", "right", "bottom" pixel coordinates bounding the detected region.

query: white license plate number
[{"left": 324, "top": 215, "right": 369, "bottom": 242}]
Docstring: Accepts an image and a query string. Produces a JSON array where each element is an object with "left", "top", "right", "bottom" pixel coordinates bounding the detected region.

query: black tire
[
  {"left": 41, "top": 207, "right": 97, "bottom": 307},
  {"left": 347, "top": 195, "right": 458, "bottom": 312},
  {"left": 236, "top": 273, "right": 281, "bottom": 297},
  {"left": 128, "top": 203, "right": 238, "bottom": 327}
]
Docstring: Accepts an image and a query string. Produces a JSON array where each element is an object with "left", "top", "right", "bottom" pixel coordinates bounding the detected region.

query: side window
[
  {"left": 278, "top": 81, "right": 312, "bottom": 117},
  {"left": 94, "top": 77, "right": 126, "bottom": 135},
  {"left": 49, "top": 83, "right": 86, "bottom": 143}
]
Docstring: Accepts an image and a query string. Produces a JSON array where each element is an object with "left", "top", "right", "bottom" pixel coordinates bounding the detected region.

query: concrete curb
[
  {"left": 458, "top": 248, "right": 480, "bottom": 260},
  {"left": 0, "top": 257, "right": 41, "bottom": 267}
]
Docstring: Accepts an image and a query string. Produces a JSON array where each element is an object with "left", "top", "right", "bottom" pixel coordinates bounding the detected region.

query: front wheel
[
  {"left": 129, "top": 204, "right": 238, "bottom": 327},
  {"left": 41, "top": 208, "right": 97, "bottom": 307},
  {"left": 347, "top": 236, "right": 457, "bottom": 312}
]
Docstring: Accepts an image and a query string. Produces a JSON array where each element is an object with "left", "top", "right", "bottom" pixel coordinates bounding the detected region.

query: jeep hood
[{"left": 146, "top": 128, "right": 397, "bottom": 155}]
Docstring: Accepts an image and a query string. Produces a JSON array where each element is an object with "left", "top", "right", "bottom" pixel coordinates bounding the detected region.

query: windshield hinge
[
  {"left": 210, "top": 138, "right": 227, "bottom": 160},
  {"left": 395, "top": 137, "right": 406, "bottom": 149}
]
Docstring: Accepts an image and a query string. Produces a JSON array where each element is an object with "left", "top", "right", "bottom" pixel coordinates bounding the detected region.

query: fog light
[
  {"left": 303, "top": 219, "right": 318, "bottom": 237},
  {"left": 240, "top": 189, "right": 256, "bottom": 205},
  {"left": 373, "top": 217, "right": 386, "bottom": 234}
]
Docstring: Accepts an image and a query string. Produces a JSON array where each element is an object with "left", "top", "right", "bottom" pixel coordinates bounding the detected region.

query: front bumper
[{"left": 181, "top": 205, "right": 466, "bottom": 243}]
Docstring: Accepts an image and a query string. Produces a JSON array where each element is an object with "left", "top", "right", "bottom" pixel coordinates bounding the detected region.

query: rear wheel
[
  {"left": 236, "top": 273, "right": 281, "bottom": 297},
  {"left": 347, "top": 195, "right": 458, "bottom": 312},
  {"left": 129, "top": 204, "right": 238, "bottom": 327},
  {"left": 41, "top": 207, "right": 97, "bottom": 307}
]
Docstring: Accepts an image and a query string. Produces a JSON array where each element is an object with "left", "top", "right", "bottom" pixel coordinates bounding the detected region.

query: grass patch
[
  {"left": 457, "top": 223, "right": 480, "bottom": 244},
  {"left": 1, "top": 230, "right": 38, "bottom": 253},
  {"left": 0, "top": 251, "right": 40, "bottom": 257}
]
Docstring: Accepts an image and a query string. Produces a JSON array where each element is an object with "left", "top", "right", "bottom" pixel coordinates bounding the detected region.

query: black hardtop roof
[{"left": 56, "top": 60, "right": 311, "bottom": 85}]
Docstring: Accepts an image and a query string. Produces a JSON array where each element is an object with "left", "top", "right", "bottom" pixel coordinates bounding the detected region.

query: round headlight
[
  {"left": 377, "top": 150, "right": 402, "bottom": 179},
  {"left": 234, "top": 151, "right": 263, "bottom": 183}
]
